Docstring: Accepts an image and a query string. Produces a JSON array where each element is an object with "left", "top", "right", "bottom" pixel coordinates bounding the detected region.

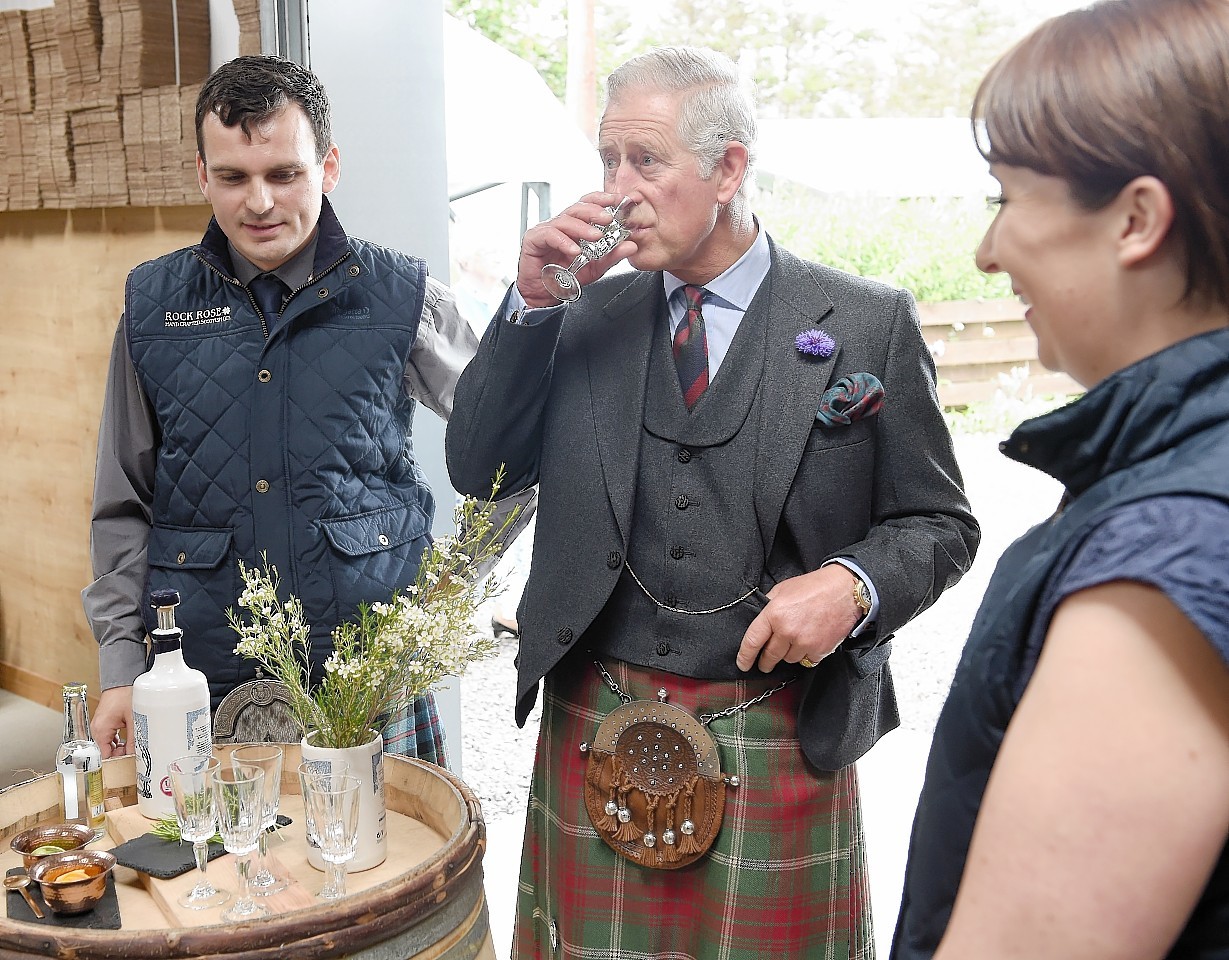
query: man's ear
[
  {"left": 1116, "top": 175, "right": 1174, "bottom": 268},
  {"left": 322, "top": 143, "right": 341, "bottom": 195},
  {"left": 715, "top": 140, "right": 749, "bottom": 206},
  {"left": 196, "top": 152, "right": 209, "bottom": 198}
]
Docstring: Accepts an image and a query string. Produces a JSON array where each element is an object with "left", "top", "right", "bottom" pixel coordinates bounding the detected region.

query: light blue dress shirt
[{"left": 661, "top": 225, "right": 770, "bottom": 381}]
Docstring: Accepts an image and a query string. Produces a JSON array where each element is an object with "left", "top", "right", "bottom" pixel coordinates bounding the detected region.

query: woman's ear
[{"left": 1116, "top": 175, "right": 1174, "bottom": 268}]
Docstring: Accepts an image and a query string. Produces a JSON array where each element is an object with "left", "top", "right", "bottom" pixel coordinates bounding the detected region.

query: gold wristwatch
[{"left": 852, "top": 575, "right": 872, "bottom": 621}]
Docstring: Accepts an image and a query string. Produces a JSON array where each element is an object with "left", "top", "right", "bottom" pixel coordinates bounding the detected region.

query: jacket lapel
[
  {"left": 588, "top": 274, "right": 662, "bottom": 545},
  {"left": 753, "top": 241, "right": 838, "bottom": 555}
]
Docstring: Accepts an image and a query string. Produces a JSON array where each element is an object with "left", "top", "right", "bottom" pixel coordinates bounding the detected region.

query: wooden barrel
[{"left": 0, "top": 744, "right": 495, "bottom": 959}]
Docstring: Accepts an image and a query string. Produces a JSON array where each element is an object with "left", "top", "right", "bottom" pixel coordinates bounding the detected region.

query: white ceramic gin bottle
[{"left": 131, "top": 589, "right": 212, "bottom": 819}]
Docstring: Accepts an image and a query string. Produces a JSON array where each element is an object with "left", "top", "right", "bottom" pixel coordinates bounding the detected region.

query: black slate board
[
  {"left": 109, "top": 833, "right": 226, "bottom": 880},
  {"left": 5, "top": 867, "right": 121, "bottom": 929},
  {"left": 110, "top": 816, "right": 292, "bottom": 880}
]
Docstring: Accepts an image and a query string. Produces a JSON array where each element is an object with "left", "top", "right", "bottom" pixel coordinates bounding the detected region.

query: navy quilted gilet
[{"left": 124, "top": 209, "right": 432, "bottom": 705}]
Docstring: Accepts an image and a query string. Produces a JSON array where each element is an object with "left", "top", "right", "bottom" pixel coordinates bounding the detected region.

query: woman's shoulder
[{"left": 1061, "top": 494, "right": 1229, "bottom": 662}]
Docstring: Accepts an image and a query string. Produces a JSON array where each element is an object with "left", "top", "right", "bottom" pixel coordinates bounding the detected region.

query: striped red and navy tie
[{"left": 673, "top": 284, "right": 710, "bottom": 410}]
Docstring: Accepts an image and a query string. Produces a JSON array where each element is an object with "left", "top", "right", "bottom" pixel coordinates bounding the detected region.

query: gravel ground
[{"left": 459, "top": 430, "right": 1065, "bottom": 826}]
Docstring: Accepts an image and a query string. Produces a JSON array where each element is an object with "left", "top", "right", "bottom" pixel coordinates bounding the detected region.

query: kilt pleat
[
  {"left": 378, "top": 692, "right": 449, "bottom": 767},
  {"left": 512, "top": 660, "right": 874, "bottom": 960}
]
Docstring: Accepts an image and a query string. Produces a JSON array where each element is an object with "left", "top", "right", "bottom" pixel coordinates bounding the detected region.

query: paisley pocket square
[{"left": 815, "top": 372, "right": 885, "bottom": 426}]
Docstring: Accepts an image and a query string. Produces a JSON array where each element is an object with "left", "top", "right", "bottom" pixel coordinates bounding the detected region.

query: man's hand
[
  {"left": 736, "top": 566, "right": 863, "bottom": 673},
  {"left": 91, "top": 685, "right": 134, "bottom": 758},
  {"left": 515, "top": 191, "right": 637, "bottom": 308}
]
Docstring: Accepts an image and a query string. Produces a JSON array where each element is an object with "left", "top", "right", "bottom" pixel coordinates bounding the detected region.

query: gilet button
[
  {"left": 317, "top": 288, "right": 329, "bottom": 299},
  {"left": 557, "top": 627, "right": 574, "bottom": 646},
  {"left": 656, "top": 641, "right": 671, "bottom": 657},
  {"left": 348, "top": 265, "right": 361, "bottom": 277},
  {"left": 257, "top": 369, "right": 272, "bottom": 383},
  {"left": 670, "top": 545, "right": 685, "bottom": 560},
  {"left": 606, "top": 551, "right": 622, "bottom": 569},
  {"left": 255, "top": 479, "right": 270, "bottom": 493},
  {"left": 176, "top": 552, "right": 187, "bottom": 565},
  {"left": 677, "top": 448, "right": 692, "bottom": 463},
  {"left": 378, "top": 534, "right": 390, "bottom": 547},
  {"left": 675, "top": 494, "right": 689, "bottom": 510}
]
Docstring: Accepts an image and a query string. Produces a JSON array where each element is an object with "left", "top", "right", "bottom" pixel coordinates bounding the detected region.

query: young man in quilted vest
[{"left": 82, "top": 55, "right": 477, "bottom": 765}]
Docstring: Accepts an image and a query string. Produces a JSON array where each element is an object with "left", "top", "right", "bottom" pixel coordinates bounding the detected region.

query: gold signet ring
[{"left": 799, "top": 656, "right": 818, "bottom": 669}]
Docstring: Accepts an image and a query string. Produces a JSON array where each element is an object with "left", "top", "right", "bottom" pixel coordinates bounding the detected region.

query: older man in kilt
[{"left": 447, "top": 46, "right": 979, "bottom": 959}]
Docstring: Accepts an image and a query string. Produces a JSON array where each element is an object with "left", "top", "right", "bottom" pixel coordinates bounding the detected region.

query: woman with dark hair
[{"left": 891, "top": 1, "right": 1229, "bottom": 958}]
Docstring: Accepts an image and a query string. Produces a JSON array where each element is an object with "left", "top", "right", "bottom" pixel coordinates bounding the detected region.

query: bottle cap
[
  {"left": 62, "top": 682, "right": 87, "bottom": 699},
  {"left": 149, "top": 589, "right": 181, "bottom": 608}
]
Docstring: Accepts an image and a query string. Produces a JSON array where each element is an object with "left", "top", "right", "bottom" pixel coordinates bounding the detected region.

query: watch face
[{"left": 855, "top": 579, "right": 872, "bottom": 613}]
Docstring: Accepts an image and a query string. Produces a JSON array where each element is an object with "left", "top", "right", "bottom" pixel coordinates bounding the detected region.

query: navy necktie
[
  {"left": 673, "top": 284, "right": 710, "bottom": 410},
  {"left": 250, "top": 273, "right": 288, "bottom": 321}
]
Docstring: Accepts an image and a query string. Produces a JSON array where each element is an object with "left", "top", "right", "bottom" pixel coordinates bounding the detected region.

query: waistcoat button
[
  {"left": 257, "top": 369, "right": 272, "bottom": 383},
  {"left": 255, "top": 479, "right": 270, "bottom": 493},
  {"left": 606, "top": 551, "right": 622, "bottom": 569},
  {"left": 656, "top": 641, "right": 671, "bottom": 657},
  {"left": 677, "top": 448, "right": 692, "bottom": 463},
  {"left": 675, "top": 494, "right": 689, "bottom": 510},
  {"left": 557, "top": 627, "right": 573, "bottom": 645},
  {"left": 670, "top": 545, "right": 685, "bottom": 560},
  {"left": 665, "top": 593, "right": 678, "bottom": 606}
]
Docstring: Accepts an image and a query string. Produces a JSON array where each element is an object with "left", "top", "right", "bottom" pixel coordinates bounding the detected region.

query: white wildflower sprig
[{"left": 226, "top": 468, "right": 518, "bottom": 749}]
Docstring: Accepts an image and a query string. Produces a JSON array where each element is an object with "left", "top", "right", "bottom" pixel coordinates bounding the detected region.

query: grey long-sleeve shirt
[{"left": 82, "top": 238, "right": 478, "bottom": 691}]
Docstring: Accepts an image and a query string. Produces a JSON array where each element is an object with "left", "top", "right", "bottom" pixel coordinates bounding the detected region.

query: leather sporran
[{"left": 583, "top": 698, "right": 725, "bottom": 870}]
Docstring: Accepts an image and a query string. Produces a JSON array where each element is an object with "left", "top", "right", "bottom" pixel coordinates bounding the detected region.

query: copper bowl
[
  {"left": 8, "top": 823, "right": 95, "bottom": 870},
  {"left": 28, "top": 849, "right": 115, "bottom": 915}
]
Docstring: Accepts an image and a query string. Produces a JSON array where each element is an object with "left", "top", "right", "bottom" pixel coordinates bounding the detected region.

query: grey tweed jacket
[{"left": 446, "top": 237, "right": 979, "bottom": 770}]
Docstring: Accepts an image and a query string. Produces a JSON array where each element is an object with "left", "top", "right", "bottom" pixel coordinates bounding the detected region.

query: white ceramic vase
[{"left": 300, "top": 728, "right": 387, "bottom": 872}]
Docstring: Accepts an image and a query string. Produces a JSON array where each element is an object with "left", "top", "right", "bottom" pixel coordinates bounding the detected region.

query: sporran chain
[{"left": 593, "top": 659, "right": 793, "bottom": 726}]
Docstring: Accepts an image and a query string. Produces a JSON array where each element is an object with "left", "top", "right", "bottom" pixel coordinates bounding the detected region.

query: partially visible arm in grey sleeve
[
  {"left": 405, "top": 275, "right": 480, "bottom": 420},
  {"left": 80, "top": 318, "right": 156, "bottom": 690}
]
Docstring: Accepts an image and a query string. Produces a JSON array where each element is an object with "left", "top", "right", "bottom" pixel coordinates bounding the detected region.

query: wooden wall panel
[
  {"left": 0, "top": 205, "right": 210, "bottom": 708},
  {"left": 919, "top": 299, "right": 1082, "bottom": 407}
]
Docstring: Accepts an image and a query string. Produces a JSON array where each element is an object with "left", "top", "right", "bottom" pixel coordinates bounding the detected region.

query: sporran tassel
[
  {"left": 660, "top": 793, "right": 680, "bottom": 863},
  {"left": 591, "top": 753, "right": 618, "bottom": 833},
  {"left": 613, "top": 776, "right": 640, "bottom": 842},
  {"left": 677, "top": 777, "right": 704, "bottom": 856}
]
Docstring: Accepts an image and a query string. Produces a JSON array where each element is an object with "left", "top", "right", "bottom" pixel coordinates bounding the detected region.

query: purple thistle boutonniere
[{"left": 795, "top": 328, "right": 835, "bottom": 358}]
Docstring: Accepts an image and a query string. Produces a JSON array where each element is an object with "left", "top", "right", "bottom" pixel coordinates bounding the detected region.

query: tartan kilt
[
  {"left": 512, "top": 659, "right": 874, "bottom": 960},
  {"left": 378, "top": 691, "right": 449, "bottom": 767}
]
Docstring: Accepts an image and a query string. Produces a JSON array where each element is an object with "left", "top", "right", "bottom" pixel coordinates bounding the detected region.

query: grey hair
[{"left": 604, "top": 46, "right": 757, "bottom": 217}]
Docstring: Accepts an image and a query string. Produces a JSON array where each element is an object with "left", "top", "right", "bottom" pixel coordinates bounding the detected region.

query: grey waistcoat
[{"left": 589, "top": 286, "right": 793, "bottom": 683}]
